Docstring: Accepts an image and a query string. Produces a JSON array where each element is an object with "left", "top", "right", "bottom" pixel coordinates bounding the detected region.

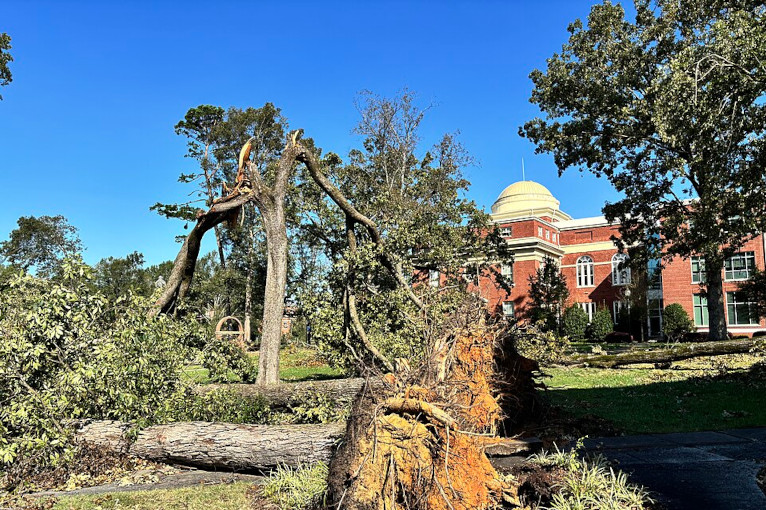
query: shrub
[
  {"left": 662, "top": 303, "right": 694, "bottom": 342},
  {"left": 514, "top": 323, "right": 570, "bottom": 364},
  {"left": 0, "top": 259, "right": 198, "bottom": 476},
  {"left": 528, "top": 439, "right": 653, "bottom": 510},
  {"left": 262, "top": 462, "right": 328, "bottom": 510},
  {"left": 587, "top": 308, "right": 614, "bottom": 342},
  {"left": 753, "top": 330, "right": 766, "bottom": 338},
  {"left": 201, "top": 336, "right": 257, "bottom": 383},
  {"left": 561, "top": 305, "right": 589, "bottom": 341}
]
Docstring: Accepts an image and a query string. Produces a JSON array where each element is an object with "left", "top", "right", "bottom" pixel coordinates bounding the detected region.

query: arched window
[
  {"left": 576, "top": 256, "right": 594, "bottom": 287},
  {"left": 612, "top": 253, "right": 631, "bottom": 286}
]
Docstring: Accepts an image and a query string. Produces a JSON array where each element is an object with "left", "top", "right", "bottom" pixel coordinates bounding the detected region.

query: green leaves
[{"left": 0, "top": 259, "right": 195, "bottom": 474}]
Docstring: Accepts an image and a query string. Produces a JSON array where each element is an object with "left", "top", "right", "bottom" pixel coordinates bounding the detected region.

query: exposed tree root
[{"left": 326, "top": 323, "right": 537, "bottom": 509}]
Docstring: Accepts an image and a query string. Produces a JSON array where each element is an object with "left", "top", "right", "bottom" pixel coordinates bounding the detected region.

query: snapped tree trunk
[
  {"left": 706, "top": 256, "right": 728, "bottom": 342},
  {"left": 565, "top": 338, "right": 762, "bottom": 368}
]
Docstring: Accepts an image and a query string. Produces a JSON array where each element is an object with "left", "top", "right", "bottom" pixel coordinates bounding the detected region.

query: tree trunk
[
  {"left": 76, "top": 420, "right": 344, "bottom": 471},
  {"left": 151, "top": 194, "right": 250, "bottom": 316},
  {"left": 706, "top": 256, "right": 728, "bottom": 342},
  {"left": 193, "top": 377, "right": 374, "bottom": 408},
  {"left": 244, "top": 222, "right": 255, "bottom": 346},
  {"left": 566, "top": 338, "right": 762, "bottom": 368},
  {"left": 74, "top": 419, "right": 535, "bottom": 473},
  {"left": 256, "top": 208, "right": 288, "bottom": 385}
]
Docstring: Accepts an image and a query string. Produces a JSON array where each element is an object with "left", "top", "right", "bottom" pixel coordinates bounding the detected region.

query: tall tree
[
  {"left": 0, "top": 32, "right": 12, "bottom": 100},
  {"left": 299, "top": 91, "right": 511, "bottom": 370},
  {"left": 152, "top": 105, "right": 228, "bottom": 268},
  {"left": 527, "top": 256, "right": 569, "bottom": 331},
  {"left": 0, "top": 215, "right": 82, "bottom": 277},
  {"left": 521, "top": 0, "right": 766, "bottom": 341},
  {"left": 94, "top": 251, "right": 150, "bottom": 300}
]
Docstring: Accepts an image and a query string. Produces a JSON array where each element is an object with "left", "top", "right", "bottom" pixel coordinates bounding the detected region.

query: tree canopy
[
  {"left": 0, "top": 32, "right": 12, "bottom": 100},
  {"left": 0, "top": 215, "right": 82, "bottom": 277},
  {"left": 521, "top": 0, "right": 766, "bottom": 340}
]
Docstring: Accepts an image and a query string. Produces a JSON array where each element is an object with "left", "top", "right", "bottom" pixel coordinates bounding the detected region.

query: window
[
  {"left": 552, "top": 233, "right": 557, "bottom": 243},
  {"left": 726, "top": 291, "right": 757, "bottom": 325},
  {"left": 538, "top": 227, "right": 543, "bottom": 237},
  {"left": 501, "top": 263, "right": 513, "bottom": 284},
  {"left": 579, "top": 302, "right": 595, "bottom": 322},
  {"left": 462, "top": 265, "right": 476, "bottom": 283},
  {"left": 545, "top": 230, "right": 550, "bottom": 240},
  {"left": 576, "top": 256, "right": 594, "bottom": 287},
  {"left": 611, "top": 253, "right": 631, "bottom": 286},
  {"left": 693, "top": 294, "right": 709, "bottom": 326},
  {"left": 613, "top": 300, "right": 630, "bottom": 321},
  {"left": 502, "top": 301, "right": 515, "bottom": 318},
  {"left": 499, "top": 226, "right": 512, "bottom": 237},
  {"left": 691, "top": 256, "right": 706, "bottom": 284},
  {"left": 724, "top": 252, "right": 755, "bottom": 281},
  {"left": 428, "top": 269, "right": 439, "bottom": 288}
]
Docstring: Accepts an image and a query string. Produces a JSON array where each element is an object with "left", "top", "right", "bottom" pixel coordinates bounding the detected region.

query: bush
[
  {"left": 0, "top": 259, "right": 199, "bottom": 476},
  {"left": 753, "top": 330, "right": 766, "bottom": 338},
  {"left": 662, "top": 303, "right": 694, "bottom": 342},
  {"left": 514, "top": 323, "right": 570, "bottom": 364},
  {"left": 262, "top": 462, "right": 328, "bottom": 510},
  {"left": 680, "top": 331, "right": 709, "bottom": 343},
  {"left": 561, "top": 305, "right": 589, "bottom": 341},
  {"left": 201, "top": 336, "right": 257, "bottom": 383},
  {"left": 587, "top": 308, "right": 614, "bottom": 342}
]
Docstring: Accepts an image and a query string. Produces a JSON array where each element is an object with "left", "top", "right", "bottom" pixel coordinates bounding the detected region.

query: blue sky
[{"left": 0, "top": 0, "right": 624, "bottom": 266}]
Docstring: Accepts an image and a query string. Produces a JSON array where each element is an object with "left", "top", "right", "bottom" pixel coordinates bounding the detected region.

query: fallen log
[
  {"left": 565, "top": 338, "right": 764, "bottom": 369},
  {"left": 74, "top": 419, "right": 536, "bottom": 473},
  {"left": 192, "top": 377, "right": 375, "bottom": 409},
  {"left": 76, "top": 420, "right": 345, "bottom": 471}
]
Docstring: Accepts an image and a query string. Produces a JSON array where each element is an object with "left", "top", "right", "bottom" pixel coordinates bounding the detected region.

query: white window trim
[
  {"left": 691, "top": 256, "right": 706, "bottom": 284},
  {"left": 611, "top": 253, "right": 631, "bottom": 286},
  {"left": 576, "top": 255, "right": 595, "bottom": 288},
  {"left": 726, "top": 291, "right": 758, "bottom": 326},
  {"left": 579, "top": 302, "right": 595, "bottom": 322},
  {"left": 502, "top": 301, "right": 515, "bottom": 318},
  {"left": 724, "top": 252, "right": 755, "bottom": 282}
]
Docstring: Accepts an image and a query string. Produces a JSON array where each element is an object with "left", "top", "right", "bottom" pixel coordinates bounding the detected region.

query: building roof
[{"left": 490, "top": 180, "right": 572, "bottom": 221}]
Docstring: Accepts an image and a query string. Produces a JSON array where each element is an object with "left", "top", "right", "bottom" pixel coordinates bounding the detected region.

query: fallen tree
[
  {"left": 565, "top": 338, "right": 765, "bottom": 369},
  {"left": 192, "top": 377, "right": 371, "bottom": 409},
  {"left": 74, "top": 418, "right": 538, "bottom": 474},
  {"left": 76, "top": 420, "right": 345, "bottom": 471}
]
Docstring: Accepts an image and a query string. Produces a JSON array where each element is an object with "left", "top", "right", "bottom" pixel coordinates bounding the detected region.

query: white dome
[{"left": 491, "top": 180, "right": 571, "bottom": 220}]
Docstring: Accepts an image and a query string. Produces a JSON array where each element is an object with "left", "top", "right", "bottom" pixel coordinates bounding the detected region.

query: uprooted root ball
[{"left": 327, "top": 325, "right": 538, "bottom": 509}]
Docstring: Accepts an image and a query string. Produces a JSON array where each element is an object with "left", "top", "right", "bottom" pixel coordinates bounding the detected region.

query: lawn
[
  {"left": 543, "top": 353, "right": 766, "bottom": 434},
  {"left": 182, "top": 345, "right": 344, "bottom": 384},
  {"left": 49, "top": 483, "right": 254, "bottom": 510}
]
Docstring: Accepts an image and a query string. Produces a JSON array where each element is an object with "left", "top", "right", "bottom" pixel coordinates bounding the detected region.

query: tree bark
[
  {"left": 151, "top": 194, "right": 250, "bottom": 316},
  {"left": 192, "top": 377, "right": 375, "bottom": 408},
  {"left": 75, "top": 419, "right": 535, "bottom": 472},
  {"left": 255, "top": 208, "right": 288, "bottom": 385},
  {"left": 76, "top": 420, "right": 344, "bottom": 471},
  {"left": 706, "top": 256, "right": 728, "bottom": 342},
  {"left": 566, "top": 338, "right": 762, "bottom": 368}
]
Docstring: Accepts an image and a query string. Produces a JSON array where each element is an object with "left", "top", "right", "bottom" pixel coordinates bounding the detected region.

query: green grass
[
  {"left": 182, "top": 346, "right": 343, "bottom": 384},
  {"left": 544, "top": 353, "right": 766, "bottom": 434},
  {"left": 48, "top": 482, "right": 253, "bottom": 509}
]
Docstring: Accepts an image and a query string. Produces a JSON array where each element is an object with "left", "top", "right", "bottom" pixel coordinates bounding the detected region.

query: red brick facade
[{"left": 461, "top": 181, "right": 766, "bottom": 338}]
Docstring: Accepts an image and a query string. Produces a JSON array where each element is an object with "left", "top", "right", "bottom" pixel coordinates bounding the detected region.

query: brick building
[{"left": 448, "top": 180, "right": 766, "bottom": 338}]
